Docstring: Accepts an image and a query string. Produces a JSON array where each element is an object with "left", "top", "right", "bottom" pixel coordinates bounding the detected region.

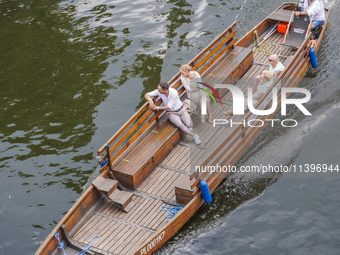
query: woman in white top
[{"left": 180, "top": 64, "right": 213, "bottom": 123}]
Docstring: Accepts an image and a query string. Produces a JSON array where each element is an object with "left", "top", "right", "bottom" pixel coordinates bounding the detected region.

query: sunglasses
[{"left": 268, "top": 58, "right": 274, "bottom": 62}]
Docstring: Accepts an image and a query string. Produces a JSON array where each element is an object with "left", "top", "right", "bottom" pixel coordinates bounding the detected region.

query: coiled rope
[
  {"left": 160, "top": 206, "right": 183, "bottom": 220},
  {"left": 253, "top": 30, "right": 272, "bottom": 56}
]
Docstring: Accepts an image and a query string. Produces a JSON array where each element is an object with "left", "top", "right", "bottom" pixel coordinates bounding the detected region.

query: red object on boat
[{"left": 278, "top": 22, "right": 292, "bottom": 34}]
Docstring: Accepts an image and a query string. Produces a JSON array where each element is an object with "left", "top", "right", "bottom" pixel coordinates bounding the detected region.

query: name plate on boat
[{"left": 140, "top": 231, "right": 165, "bottom": 255}]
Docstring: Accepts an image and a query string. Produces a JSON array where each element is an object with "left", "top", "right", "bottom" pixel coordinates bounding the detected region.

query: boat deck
[{"left": 67, "top": 30, "right": 296, "bottom": 255}]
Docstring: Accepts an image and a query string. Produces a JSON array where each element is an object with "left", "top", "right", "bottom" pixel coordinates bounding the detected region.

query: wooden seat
[
  {"left": 92, "top": 176, "right": 118, "bottom": 196},
  {"left": 267, "top": 9, "right": 294, "bottom": 23},
  {"left": 112, "top": 121, "right": 181, "bottom": 190},
  {"left": 108, "top": 189, "right": 133, "bottom": 212},
  {"left": 202, "top": 46, "right": 253, "bottom": 97}
]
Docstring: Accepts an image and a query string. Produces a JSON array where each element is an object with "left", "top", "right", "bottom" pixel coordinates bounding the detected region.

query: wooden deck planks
[
  {"left": 137, "top": 167, "right": 163, "bottom": 192},
  {"left": 161, "top": 145, "right": 186, "bottom": 165},
  {"left": 96, "top": 221, "right": 125, "bottom": 250},
  {"left": 138, "top": 200, "right": 165, "bottom": 228},
  {"left": 71, "top": 207, "right": 156, "bottom": 254},
  {"left": 119, "top": 228, "right": 147, "bottom": 254},
  {"left": 107, "top": 225, "right": 134, "bottom": 253},
  {"left": 76, "top": 215, "right": 107, "bottom": 244},
  {"left": 162, "top": 145, "right": 188, "bottom": 169},
  {"left": 144, "top": 169, "right": 174, "bottom": 195},
  {"left": 113, "top": 227, "right": 144, "bottom": 255},
  {"left": 121, "top": 229, "right": 153, "bottom": 254},
  {"left": 127, "top": 230, "right": 154, "bottom": 255},
  {"left": 72, "top": 214, "right": 101, "bottom": 241}
]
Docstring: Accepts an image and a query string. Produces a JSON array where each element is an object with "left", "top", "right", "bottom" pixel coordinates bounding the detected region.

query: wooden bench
[
  {"left": 201, "top": 46, "right": 253, "bottom": 97},
  {"left": 92, "top": 176, "right": 134, "bottom": 212},
  {"left": 267, "top": 9, "right": 293, "bottom": 23},
  {"left": 112, "top": 121, "right": 181, "bottom": 190}
]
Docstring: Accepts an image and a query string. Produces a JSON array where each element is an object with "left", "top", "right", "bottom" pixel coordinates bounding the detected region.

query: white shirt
[
  {"left": 304, "top": 0, "right": 325, "bottom": 21},
  {"left": 147, "top": 88, "right": 183, "bottom": 111},
  {"left": 269, "top": 61, "right": 285, "bottom": 76}
]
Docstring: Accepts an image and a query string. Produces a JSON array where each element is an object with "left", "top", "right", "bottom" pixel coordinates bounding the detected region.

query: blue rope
[
  {"left": 76, "top": 235, "right": 100, "bottom": 255},
  {"left": 54, "top": 233, "right": 100, "bottom": 255},
  {"left": 54, "top": 233, "right": 67, "bottom": 255},
  {"left": 160, "top": 206, "right": 183, "bottom": 220}
]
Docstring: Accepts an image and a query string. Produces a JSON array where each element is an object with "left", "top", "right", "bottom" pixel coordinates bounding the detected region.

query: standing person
[
  {"left": 180, "top": 65, "right": 213, "bottom": 123},
  {"left": 145, "top": 82, "right": 201, "bottom": 145},
  {"left": 295, "top": 0, "right": 325, "bottom": 30}
]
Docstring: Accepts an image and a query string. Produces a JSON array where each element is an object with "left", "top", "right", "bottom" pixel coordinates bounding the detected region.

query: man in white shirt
[
  {"left": 145, "top": 82, "right": 201, "bottom": 144},
  {"left": 268, "top": 54, "right": 285, "bottom": 78},
  {"left": 295, "top": 0, "right": 325, "bottom": 29}
]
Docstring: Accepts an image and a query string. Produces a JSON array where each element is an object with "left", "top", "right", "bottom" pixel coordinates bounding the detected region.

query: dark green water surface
[{"left": 1, "top": 0, "right": 339, "bottom": 254}]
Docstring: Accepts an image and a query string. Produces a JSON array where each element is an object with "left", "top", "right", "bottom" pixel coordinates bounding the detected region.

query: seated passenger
[
  {"left": 223, "top": 71, "right": 273, "bottom": 115},
  {"left": 180, "top": 64, "right": 213, "bottom": 123},
  {"left": 268, "top": 54, "right": 285, "bottom": 79},
  {"left": 252, "top": 54, "right": 283, "bottom": 96},
  {"left": 295, "top": 0, "right": 325, "bottom": 30},
  {"left": 145, "top": 82, "right": 201, "bottom": 144}
]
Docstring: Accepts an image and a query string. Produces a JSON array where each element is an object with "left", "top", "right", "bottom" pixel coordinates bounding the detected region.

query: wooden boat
[{"left": 36, "top": 2, "right": 330, "bottom": 254}]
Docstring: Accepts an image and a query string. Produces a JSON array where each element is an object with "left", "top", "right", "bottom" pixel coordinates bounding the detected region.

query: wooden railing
[{"left": 97, "top": 22, "right": 238, "bottom": 172}]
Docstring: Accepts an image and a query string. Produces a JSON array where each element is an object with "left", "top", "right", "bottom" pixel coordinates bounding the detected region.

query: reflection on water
[{"left": 1, "top": 0, "right": 112, "bottom": 192}]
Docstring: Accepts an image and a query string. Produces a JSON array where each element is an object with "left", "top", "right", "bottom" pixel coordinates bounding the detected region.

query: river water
[{"left": 0, "top": 0, "right": 339, "bottom": 254}]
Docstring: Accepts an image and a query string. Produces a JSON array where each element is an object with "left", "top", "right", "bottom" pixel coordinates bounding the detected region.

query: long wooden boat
[{"left": 36, "top": 2, "right": 330, "bottom": 254}]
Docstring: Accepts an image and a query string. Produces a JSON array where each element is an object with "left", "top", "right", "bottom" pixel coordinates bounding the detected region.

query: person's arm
[
  {"left": 193, "top": 71, "right": 202, "bottom": 92},
  {"left": 180, "top": 76, "right": 191, "bottom": 92},
  {"left": 145, "top": 93, "right": 157, "bottom": 110},
  {"left": 158, "top": 105, "right": 170, "bottom": 111},
  {"left": 295, "top": 10, "right": 308, "bottom": 16},
  {"left": 145, "top": 91, "right": 170, "bottom": 111},
  {"left": 273, "top": 70, "right": 282, "bottom": 79},
  {"left": 181, "top": 75, "right": 200, "bottom": 93}
]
